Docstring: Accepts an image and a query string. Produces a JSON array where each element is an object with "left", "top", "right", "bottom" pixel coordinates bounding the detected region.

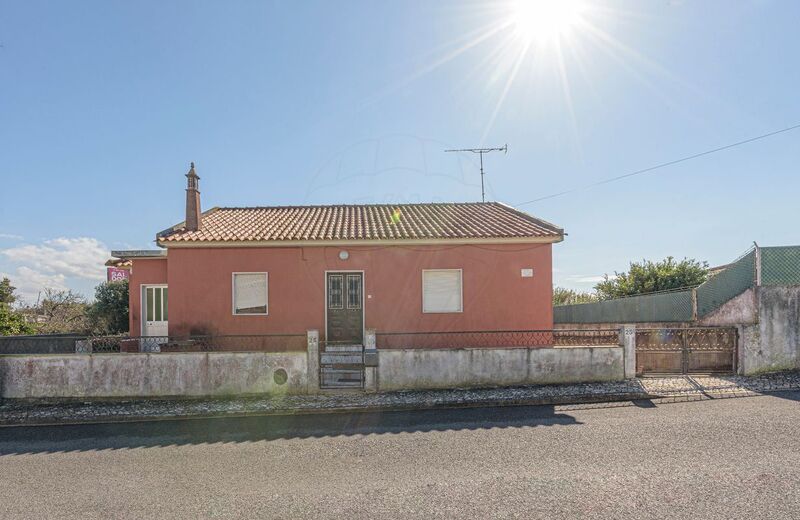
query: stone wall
[
  {"left": 375, "top": 346, "right": 624, "bottom": 392},
  {"left": 0, "top": 351, "right": 308, "bottom": 399}
]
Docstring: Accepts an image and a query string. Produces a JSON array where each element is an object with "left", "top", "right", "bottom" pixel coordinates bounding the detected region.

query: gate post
[
  {"left": 306, "top": 330, "right": 320, "bottom": 393},
  {"left": 364, "top": 329, "right": 377, "bottom": 393},
  {"left": 621, "top": 325, "right": 636, "bottom": 379}
]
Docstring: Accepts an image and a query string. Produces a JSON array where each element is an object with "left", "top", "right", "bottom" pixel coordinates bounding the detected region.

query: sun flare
[{"left": 510, "top": 0, "right": 586, "bottom": 45}]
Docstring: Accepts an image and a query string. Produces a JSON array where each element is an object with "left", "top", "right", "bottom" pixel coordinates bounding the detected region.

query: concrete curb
[{"left": 3, "top": 386, "right": 797, "bottom": 428}]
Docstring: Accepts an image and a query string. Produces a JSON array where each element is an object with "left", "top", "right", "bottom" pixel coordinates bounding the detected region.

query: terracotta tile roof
[
  {"left": 157, "top": 202, "right": 563, "bottom": 244},
  {"left": 104, "top": 258, "right": 132, "bottom": 268}
]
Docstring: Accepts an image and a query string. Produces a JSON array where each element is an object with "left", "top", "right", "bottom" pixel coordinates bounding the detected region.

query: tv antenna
[{"left": 444, "top": 144, "right": 507, "bottom": 202}]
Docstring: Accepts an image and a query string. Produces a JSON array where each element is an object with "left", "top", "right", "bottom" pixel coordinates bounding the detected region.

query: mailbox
[{"left": 363, "top": 348, "right": 379, "bottom": 367}]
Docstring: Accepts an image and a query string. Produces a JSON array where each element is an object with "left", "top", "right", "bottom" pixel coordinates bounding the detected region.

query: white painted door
[{"left": 142, "top": 285, "right": 168, "bottom": 337}]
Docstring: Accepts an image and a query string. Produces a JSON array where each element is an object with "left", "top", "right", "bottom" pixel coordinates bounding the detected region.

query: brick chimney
[{"left": 185, "top": 162, "right": 202, "bottom": 231}]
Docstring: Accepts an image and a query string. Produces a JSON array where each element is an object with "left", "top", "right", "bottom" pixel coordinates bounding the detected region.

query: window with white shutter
[
  {"left": 422, "top": 269, "right": 463, "bottom": 313},
  {"left": 232, "top": 273, "right": 268, "bottom": 315}
]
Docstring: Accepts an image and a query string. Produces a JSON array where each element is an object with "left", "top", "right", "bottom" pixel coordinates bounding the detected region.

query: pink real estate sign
[{"left": 107, "top": 267, "right": 130, "bottom": 282}]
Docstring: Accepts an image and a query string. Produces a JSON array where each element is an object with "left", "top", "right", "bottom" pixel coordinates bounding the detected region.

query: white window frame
[
  {"left": 422, "top": 269, "right": 463, "bottom": 314},
  {"left": 140, "top": 284, "right": 169, "bottom": 336},
  {"left": 232, "top": 272, "right": 269, "bottom": 316}
]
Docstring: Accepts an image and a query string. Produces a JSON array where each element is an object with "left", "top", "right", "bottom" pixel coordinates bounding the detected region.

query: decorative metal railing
[
  {"left": 375, "top": 329, "right": 620, "bottom": 349},
  {"left": 79, "top": 334, "right": 307, "bottom": 353},
  {"left": 635, "top": 327, "right": 737, "bottom": 351}
]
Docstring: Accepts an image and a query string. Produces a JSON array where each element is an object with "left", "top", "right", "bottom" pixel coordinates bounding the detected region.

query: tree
[
  {"left": 0, "top": 277, "right": 17, "bottom": 305},
  {"left": 89, "top": 280, "right": 129, "bottom": 334},
  {"left": 0, "top": 277, "right": 34, "bottom": 336},
  {"left": 28, "top": 288, "right": 92, "bottom": 334},
  {"left": 0, "top": 303, "right": 35, "bottom": 335},
  {"left": 594, "top": 257, "right": 709, "bottom": 300},
  {"left": 553, "top": 286, "right": 598, "bottom": 306}
]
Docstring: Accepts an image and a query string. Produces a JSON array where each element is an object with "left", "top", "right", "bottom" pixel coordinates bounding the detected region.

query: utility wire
[{"left": 516, "top": 122, "right": 800, "bottom": 207}]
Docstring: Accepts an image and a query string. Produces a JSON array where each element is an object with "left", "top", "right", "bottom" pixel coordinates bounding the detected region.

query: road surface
[{"left": 1, "top": 392, "right": 799, "bottom": 519}]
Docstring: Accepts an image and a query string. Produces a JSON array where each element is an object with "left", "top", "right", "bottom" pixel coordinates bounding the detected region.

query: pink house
[{"left": 114, "top": 164, "right": 564, "bottom": 349}]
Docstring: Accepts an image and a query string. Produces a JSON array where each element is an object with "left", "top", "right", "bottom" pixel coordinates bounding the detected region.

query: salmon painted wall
[
  {"left": 129, "top": 258, "right": 168, "bottom": 335},
  {"left": 151, "top": 243, "right": 553, "bottom": 338}
]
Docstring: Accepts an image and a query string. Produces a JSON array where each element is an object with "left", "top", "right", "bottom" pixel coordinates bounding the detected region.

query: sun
[{"left": 510, "top": 0, "right": 586, "bottom": 45}]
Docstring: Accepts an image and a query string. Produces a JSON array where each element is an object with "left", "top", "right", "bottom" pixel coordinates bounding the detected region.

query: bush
[
  {"left": 553, "top": 286, "right": 598, "bottom": 306},
  {"left": 595, "top": 257, "right": 708, "bottom": 300}
]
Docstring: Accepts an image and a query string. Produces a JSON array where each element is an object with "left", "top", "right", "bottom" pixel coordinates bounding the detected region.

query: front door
[
  {"left": 326, "top": 272, "right": 363, "bottom": 344},
  {"left": 142, "top": 285, "right": 168, "bottom": 337}
]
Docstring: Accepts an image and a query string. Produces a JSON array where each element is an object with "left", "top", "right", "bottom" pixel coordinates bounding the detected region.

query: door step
[
  {"left": 324, "top": 344, "right": 364, "bottom": 352},
  {"left": 320, "top": 344, "right": 365, "bottom": 389}
]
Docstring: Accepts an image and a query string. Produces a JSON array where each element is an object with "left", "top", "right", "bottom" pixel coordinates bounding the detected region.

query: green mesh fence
[
  {"left": 696, "top": 249, "right": 755, "bottom": 317},
  {"left": 553, "top": 289, "right": 693, "bottom": 324},
  {"left": 554, "top": 244, "right": 800, "bottom": 324},
  {"left": 761, "top": 246, "right": 800, "bottom": 286}
]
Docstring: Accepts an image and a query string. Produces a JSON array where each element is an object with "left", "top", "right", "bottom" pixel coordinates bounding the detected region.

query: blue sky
[{"left": 1, "top": 0, "right": 799, "bottom": 302}]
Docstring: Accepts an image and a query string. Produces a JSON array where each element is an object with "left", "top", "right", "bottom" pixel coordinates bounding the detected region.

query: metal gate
[
  {"left": 320, "top": 343, "right": 364, "bottom": 389},
  {"left": 636, "top": 327, "right": 737, "bottom": 376}
]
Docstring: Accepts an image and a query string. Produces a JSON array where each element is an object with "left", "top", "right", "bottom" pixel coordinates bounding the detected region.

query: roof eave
[
  {"left": 156, "top": 235, "right": 564, "bottom": 248},
  {"left": 494, "top": 201, "right": 565, "bottom": 235},
  {"left": 111, "top": 249, "right": 168, "bottom": 259}
]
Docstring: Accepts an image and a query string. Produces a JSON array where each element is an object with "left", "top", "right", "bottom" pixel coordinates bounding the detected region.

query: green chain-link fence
[
  {"left": 554, "top": 244, "right": 800, "bottom": 324},
  {"left": 553, "top": 289, "right": 693, "bottom": 323},
  {"left": 696, "top": 249, "right": 755, "bottom": 317},
  {"left": 761, "top": 246, "right": 800, "bottom": 286}
]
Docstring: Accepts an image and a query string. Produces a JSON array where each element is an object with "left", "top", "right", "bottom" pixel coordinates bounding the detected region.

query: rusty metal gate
[{"left": 636, "top": 327, "right": 737, "bottom": 376}]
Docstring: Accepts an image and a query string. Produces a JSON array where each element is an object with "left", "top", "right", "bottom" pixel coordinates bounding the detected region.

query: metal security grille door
[
  {"left": 636, "top": 328, "right": 736, "bottom": 376},
  {"left": 142, "top": 285, "right": 168, "bottom": 337},
  {"left": 326, "top": 273, "right": 363, "bottom": 344}
]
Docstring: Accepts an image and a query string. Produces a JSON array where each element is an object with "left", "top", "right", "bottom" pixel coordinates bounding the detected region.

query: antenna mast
[{"left": 444, "top": 144, "right": 508, "bottom": 202}]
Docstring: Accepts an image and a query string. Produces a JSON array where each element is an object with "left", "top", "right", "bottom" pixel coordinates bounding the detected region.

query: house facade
[{"left": 115, "top": 164, "right": 564, "bottom": 345}]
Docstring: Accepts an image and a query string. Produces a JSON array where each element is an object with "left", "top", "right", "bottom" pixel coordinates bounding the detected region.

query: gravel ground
[
  {"left": 2, "top": 370, "right": 799, "bottom": 426},
  {"left": 1, "top": 392, "right": 799, "bottom": 519}
]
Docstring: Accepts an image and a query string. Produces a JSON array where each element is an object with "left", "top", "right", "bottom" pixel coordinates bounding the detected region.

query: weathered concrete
[
  {"left": 376, "top": 346, "right": 623, "bottom": 392},
  {"left": 622, "top": 325, "right": 636, "bottom": 379},
  {"left": 697, "top": 288, "right": 758, "bottom": 327},
  {"left": 0, "top": 352, "right": 308, "bottom": 399},
  {"left": 364, "top": 366, "right": 377, "bottom": 393},
  {"left": 741, "top": 286, "right": 800, "bottom": 374},
  {"left": 306, "top": 330, "right": 319, "bottom": 392}
]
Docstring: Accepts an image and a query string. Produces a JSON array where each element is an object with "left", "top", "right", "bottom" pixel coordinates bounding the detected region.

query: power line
[{"left": 516, "top": 122, "right": 800, "bottom": 207}]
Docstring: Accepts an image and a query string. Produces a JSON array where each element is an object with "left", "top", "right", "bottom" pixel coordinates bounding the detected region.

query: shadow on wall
[{"left": 0, "top": 405, "right": 582, "bottom": 456}]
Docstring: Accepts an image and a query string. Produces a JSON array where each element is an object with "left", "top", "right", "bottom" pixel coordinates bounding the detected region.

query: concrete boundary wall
[
  {"left": 0, "top": 352, "right": 308, "bottom": 399},
  {"left": 554, "top": 287, "right": 800, "bottom": 376},
  {"left": 741, "top": 286, "right": 800, "bottom": 375},
  {"left": 376, "top": 346, "right": 624, "bottom": 392}
]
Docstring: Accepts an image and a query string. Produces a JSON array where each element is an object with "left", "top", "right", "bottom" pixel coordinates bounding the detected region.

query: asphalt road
[{"left": 1, "top": 392, "right": 799, "bottom": 519}]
